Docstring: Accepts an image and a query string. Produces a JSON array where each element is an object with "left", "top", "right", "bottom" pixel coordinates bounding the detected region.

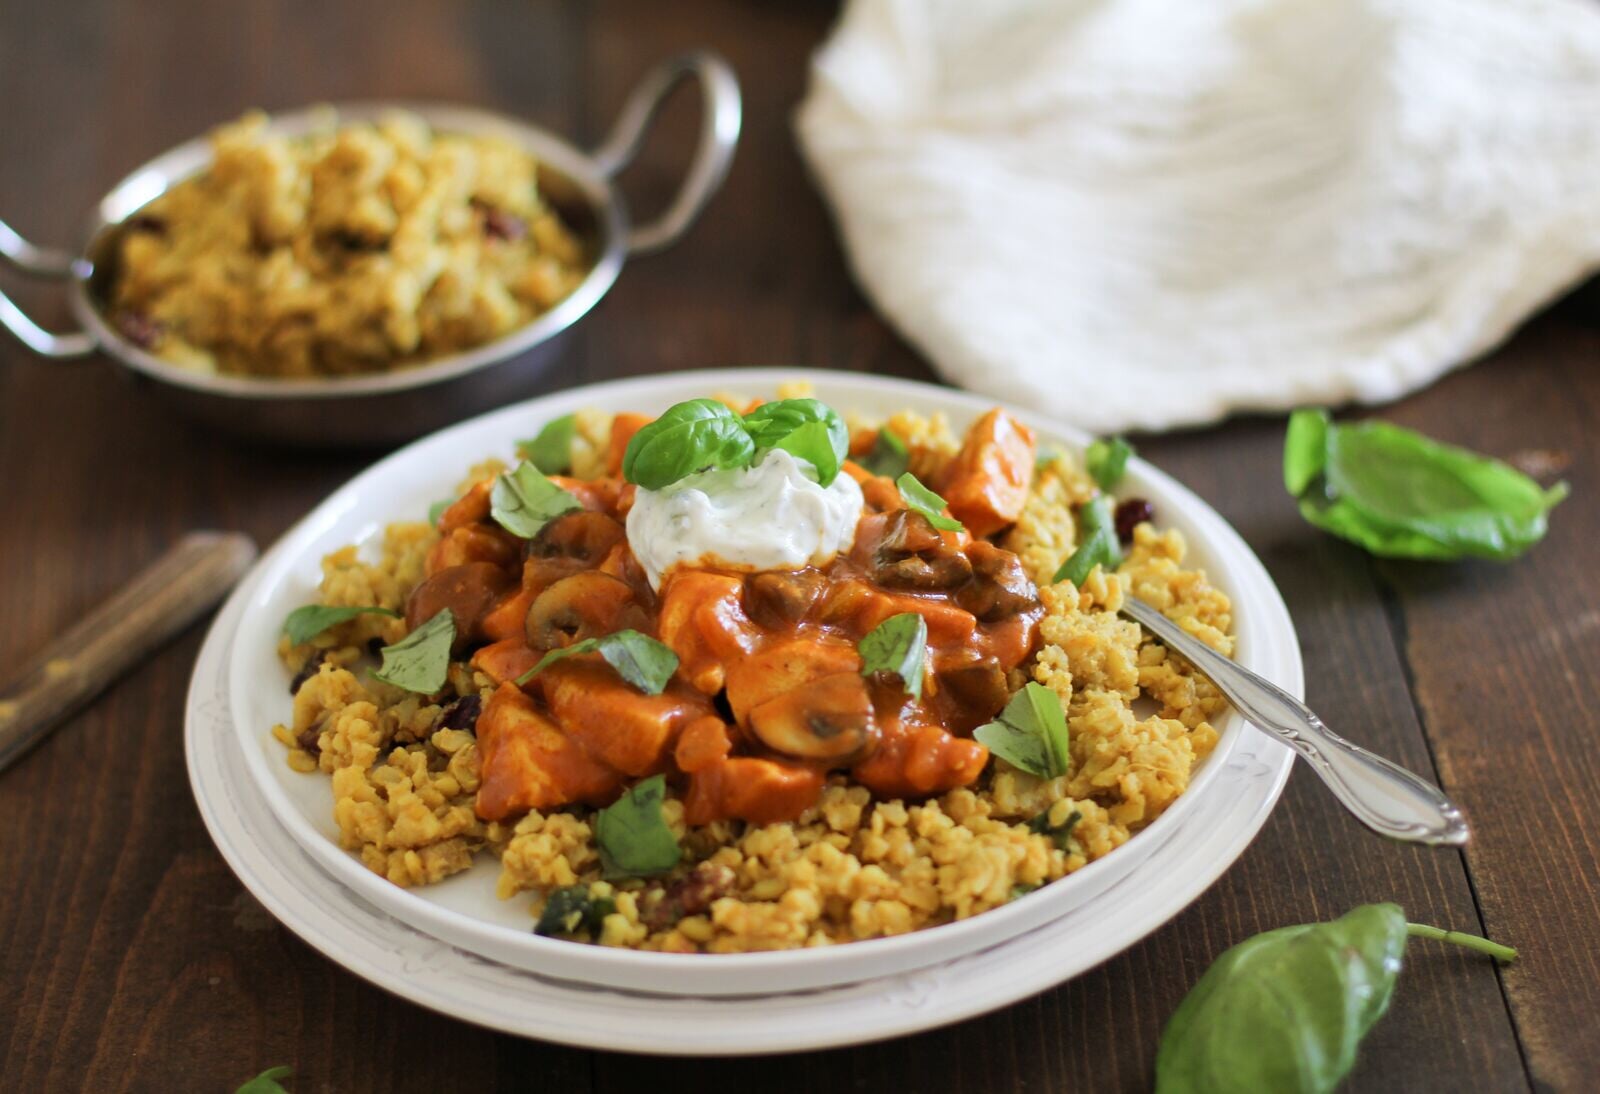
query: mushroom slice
[
  {"left": 526, "top": 510, "right": 626, "bottom": 565},
  {"left": 867, "top": 509, "right": 973, "bottom": 590},
  {"left": 956, "top": 541, "right": 1039, "bottom": 621},
  {"left": 524, "top": 571, "right": 644, "bottom": 651},
  {"left": 746, "top": 671, "right": 877, "bottom": 763}
]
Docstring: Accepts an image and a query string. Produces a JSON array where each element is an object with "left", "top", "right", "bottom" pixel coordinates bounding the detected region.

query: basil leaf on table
[
  {"left": 371, "top": 609, "right": 455, "bottom": 694},
  {"left": 896, "top": 472, "right": 964, "bottom": 532},
  {"left": 514, "top": 629, "right": 680, "bottom": 694},
  {"left": 1053, "top": 495, "right": 1121, "bottom": 584},
  {"left": 235, "top": 1065, "right": 294, "bottom": 1094},
  {"left": 534, "top": 884, "right": 616, "bottom": 937},
  {"left": 518, "top": 412, "right": 577, "bottom": 474},
  {"left": 1156, "top": 903, "right": 1518, "bottom": 1094},
  {"left": 1085, "top": 436, "right": 1134, "bottom": 490},
  {"left": 974, "top": 682, "right": 1070, "bottom": 778},
  {"left": 282, "top": 603, "right": 399, "bottom": 646},
  {"left": 594, "top": 774, "right": 682, "bottom": 879},
  {"left": 772, "top": 420, "right": 842, "bottom": 486},
  {"left": 622, "top": 398, "right": 756, "bottom": 490},
  {"left": 1283, "top": 409, "right": 1568, "bottom": 561},
  {"left": 490, "top": 460, "right": 583, "bottom": 538},
  {"left": 858, "top": 612, "right": 928, "bottom": 699},
  {"left": 860, "top": 426, "right": 910, "bottom": 479}
]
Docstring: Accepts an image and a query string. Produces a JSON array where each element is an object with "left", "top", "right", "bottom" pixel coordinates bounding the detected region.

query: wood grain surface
[{"left": 0, "top": 2, "right": 1592, "bottom": 1091}]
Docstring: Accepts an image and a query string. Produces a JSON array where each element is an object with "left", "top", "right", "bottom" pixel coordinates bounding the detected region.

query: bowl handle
[
  {"left": 592, "top": 51, "right": 742, "bottom": 256},
  {"left": 0, "top": 218, "right": 95, "bottom": 358}
]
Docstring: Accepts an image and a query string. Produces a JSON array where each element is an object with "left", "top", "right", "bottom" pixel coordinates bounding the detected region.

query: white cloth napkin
[{"left": 796, "top": 0, "right": 1600, "bottom": 433}]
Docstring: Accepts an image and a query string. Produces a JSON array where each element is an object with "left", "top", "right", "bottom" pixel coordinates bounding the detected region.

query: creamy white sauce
[{"left": 626, "top": 448, "right": 864, "bottom": 589}]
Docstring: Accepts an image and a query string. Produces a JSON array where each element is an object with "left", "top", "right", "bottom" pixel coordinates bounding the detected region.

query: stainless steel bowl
[{"left": 0, "top": 52, "right": 740, "bottom": 447}]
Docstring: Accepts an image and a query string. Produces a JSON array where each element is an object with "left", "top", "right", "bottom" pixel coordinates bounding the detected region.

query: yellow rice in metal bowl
[
  {"left": 108, "top": 109, "right": 589, "bottom": 378},
  {"left": 269, "top": 396, "right": 1233, "bottom": 953}
]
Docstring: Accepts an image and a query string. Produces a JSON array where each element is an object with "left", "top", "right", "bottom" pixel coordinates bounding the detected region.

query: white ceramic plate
[
  {"left": 189, "top": 559, "right": 1297, "bottom": 1054},
  {"left": 221, "top": 369, "right": 1300, "bottom": 997}
]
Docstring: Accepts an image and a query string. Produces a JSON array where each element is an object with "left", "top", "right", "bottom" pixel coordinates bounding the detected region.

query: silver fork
[{"left": 1119, "top": 596, "right": 1469, "bottom": 846}]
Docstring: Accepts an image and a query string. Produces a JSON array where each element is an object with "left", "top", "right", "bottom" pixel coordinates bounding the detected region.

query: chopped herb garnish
[
  {"left": 534, "top": 885, "right": 617, "bottom": 937},
  {"left": 1027, "top": 807, "right": 1082, "bottom": 851},
  {"left": 622, "top": 398, "right": 756, "bottom": 490},
  {"left": 594, "top": 774, "right": 681, "bottom": 879},
  {"left": 857, "top": 612, "right": 928, "bottom": 700},
  {"left": 1085, "top": 436, "right": 1134, "bottom": 490},
  {"left": 282, "top": 603, "right": 399, "bottom": 647},
  {"left": 235, "top": 1066, "right": 294, "bottom": 1094},
  {"left": 489, "top": 460, "right": 583, "bottom": 539},
  {"left": 974, "top": 682, "right": 1070, "bottom": 779},
  {"left": 519, "top": 413, "right": 577, "bottom": 474},
  {"left": 514, "top": 629, "right": 679, "bottom": 694},
  {"left": 771, "top": 419, "right": 843, "bottom": 486},
  {"left": 1053, "top": 495, "right": 1121, "bottom": 585},
  {"left": 861, "top": 426, "right": 911, "bottom": 479},
  {"left": 896, "top": 472, "right": 963, "bottom": 532},
  {"left": 744, "top": 398, "right": 849, "bottom": 486},
  {"left": 427, "top": 498, "right": 452, "bottom": 527},
  {"left": 371, "top": 609, "right": 454, "bottom": 694}
]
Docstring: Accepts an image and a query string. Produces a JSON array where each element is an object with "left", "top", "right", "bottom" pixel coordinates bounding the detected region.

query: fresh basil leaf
[
  {"left": 858, "top": 612, "right": 928, "bottom": 699},
  {"left": 1053, "top": 496, "right": 1121, "bottom": 584},
  {"left": 235, "top": 1066, "right": 294, "bottom": 1094},
  {"left": 372, "top": 609, "right": 454, "bottom": 693},
  {"left": 594, "top": 773, "right": 681, "bottom": 878},
  {"left": 1026, "top": 807, "right": 1082, "bottom": 851},
  {"left": 282, "top": 603, "right": 399, "bottom": 646},
  {"left": 534, "top": 884, "right": 616, "bottom": 937},
  {"left": 518, "top": 413, "right": 577, "bottom": 474},
  {"left": 974, "top": 682, "right": 1070, "bottom": 778},
  {"left": 896, "top": 472, "right": 964, "bottom": 532},
  {"left": 1284, "top": 409, "right": 1568, "bottom": 561},
  {"left": 427, "top": 498, "right": 451, "bottom": 527},
  {"left": 514, "top": 629, "right": 679, "bottom": 694},
  {"left": 1085, "top": 436, "right": 1134, "bottom": 490},
  {"left": 622, "top": 399, "right": 756, "bottom": 490},
  {"left": 490, "top": 460, "right": 583, "bottom": 539},
  {"left": 772, "top": 420, "right": 842, "bottom": 486},
  {"left": 745, "top": 398, "right": 848, "bottom": 461},
  {"left": 861, "top": 426, "right": 910, "bottom": 479}
]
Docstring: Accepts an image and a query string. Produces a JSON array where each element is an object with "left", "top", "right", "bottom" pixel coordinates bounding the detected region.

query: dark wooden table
[{"left": 2, "top": 3, "right": 1595, "bottom": 1091}]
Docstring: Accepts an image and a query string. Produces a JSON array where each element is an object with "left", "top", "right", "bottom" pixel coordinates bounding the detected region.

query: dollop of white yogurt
[{"left": 626, "top": 447, "right": 864, "bottom": 589}]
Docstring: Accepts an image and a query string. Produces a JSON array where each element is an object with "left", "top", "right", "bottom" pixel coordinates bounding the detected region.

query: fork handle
[
  {"left": 1120, "top": 596, "right": 1469, "bottom": 846},
  {"left": 0, "top": 531, "right": 257, "bottom": 774}
]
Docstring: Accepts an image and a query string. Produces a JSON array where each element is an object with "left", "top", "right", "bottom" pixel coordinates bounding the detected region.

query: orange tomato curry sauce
[{"left": 414, "top": 408, "right": 1043, "bottom": 828}]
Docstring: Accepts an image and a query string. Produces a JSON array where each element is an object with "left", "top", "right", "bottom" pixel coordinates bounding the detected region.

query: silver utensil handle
[
  {"left": 0, "top": 216, "right": 96, "bottom": 358},
  {"left": 592, "top": 51, "right": 742, "bottom": 256},
  {"left": 0, "top": 531, "right": 257, "bottom": 773},
  {"left": 1120, "top": 596, "right": 1469, "bottom": 846}
]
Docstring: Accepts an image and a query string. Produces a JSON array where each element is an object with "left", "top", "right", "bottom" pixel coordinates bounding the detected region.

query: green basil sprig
[
  {"left": 622, "top": 399, "right": 756, "bottom": 490},
  {"left": 623, "top": 397, "right": 851, "bottom": 490},
  {"left": 1284, "top": 409, "right": 1568, "bottom": 561},
  {"left": 860, "top": 426, "right": 910, "bottom": 479},
  {"left": 896, "top": 472, "right": 964, "bottom": 531},
  {"left": 490, "top": 460, "right": 583, "bottom": 539},
  {"left": 514, "top": 629, "right": 680, "bottom": 694},
  {"left": 235, "top": 1067, "right": 294, "bottom": 1094},
  {"left": 594, "top": 774, "right": 682, "bottom": 879},
  {"left": 372, "top": 609, "right": 455, "bottom": 693},
  {"left": 1085, "top": 436, "right": 1134, "bottom": 490},
  {"left": 858, "top": 612, "right": 928, "bottom": 699},
  {"left": 974, "top": 682, "right": 1070, "bottom": 778},
  {"left": 1027, "top": 807, "right": 1082, "bottom": 851},
  {"left": 1053, "top": 495, "right": 1120, "bottom": 585},
  {"left": 282, "top": 603, "right": 399, "bottom": 647},
  {"left": 1156, "top": 903, "right": 1517, "bottom": 1094},
  {"left": 519, "top": 412, "right": 577, "bottom": 474},
  {"left": 534, "top": 884, "right": 616, "bottom": 937}
]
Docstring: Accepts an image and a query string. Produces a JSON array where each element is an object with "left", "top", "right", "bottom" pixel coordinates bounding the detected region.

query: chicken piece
[
  {"left": 542, "top": 659, "right": 711, "bottom": 777},
  {"left": 471, "top": 637, "right": 541, "bottom": 685},
  {"left": 684, "top": 755, "right": 826, "bottom": 826},
  {"left": 438, "top": 477, "right": 493, "bottom": 533},
  {"left": 477, "top": 586, "right": 537, "bottom": 643},
  {"left": 674, "top": 715, "right": 734, "bottom": 774},
  {"left": 850, "top": 718, "right": 989, "bottom": 798},
  {"left": 656, "top": 571, "right": 758, "bottom": 694},
  {"left": 938, "top": 409, "right": 1037, "bottom": 537},
  {"left": 426, "top": 523, "right": 521, "bottom": 575},
  {"left": 722, "top": 635, "right": 862, "bottom": 726},
  {"left": 607, "top": 412, "right": 654, "bottom": 477},
  {"left": 475, "top": 682, "right": 620, "bottom": 821}
]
